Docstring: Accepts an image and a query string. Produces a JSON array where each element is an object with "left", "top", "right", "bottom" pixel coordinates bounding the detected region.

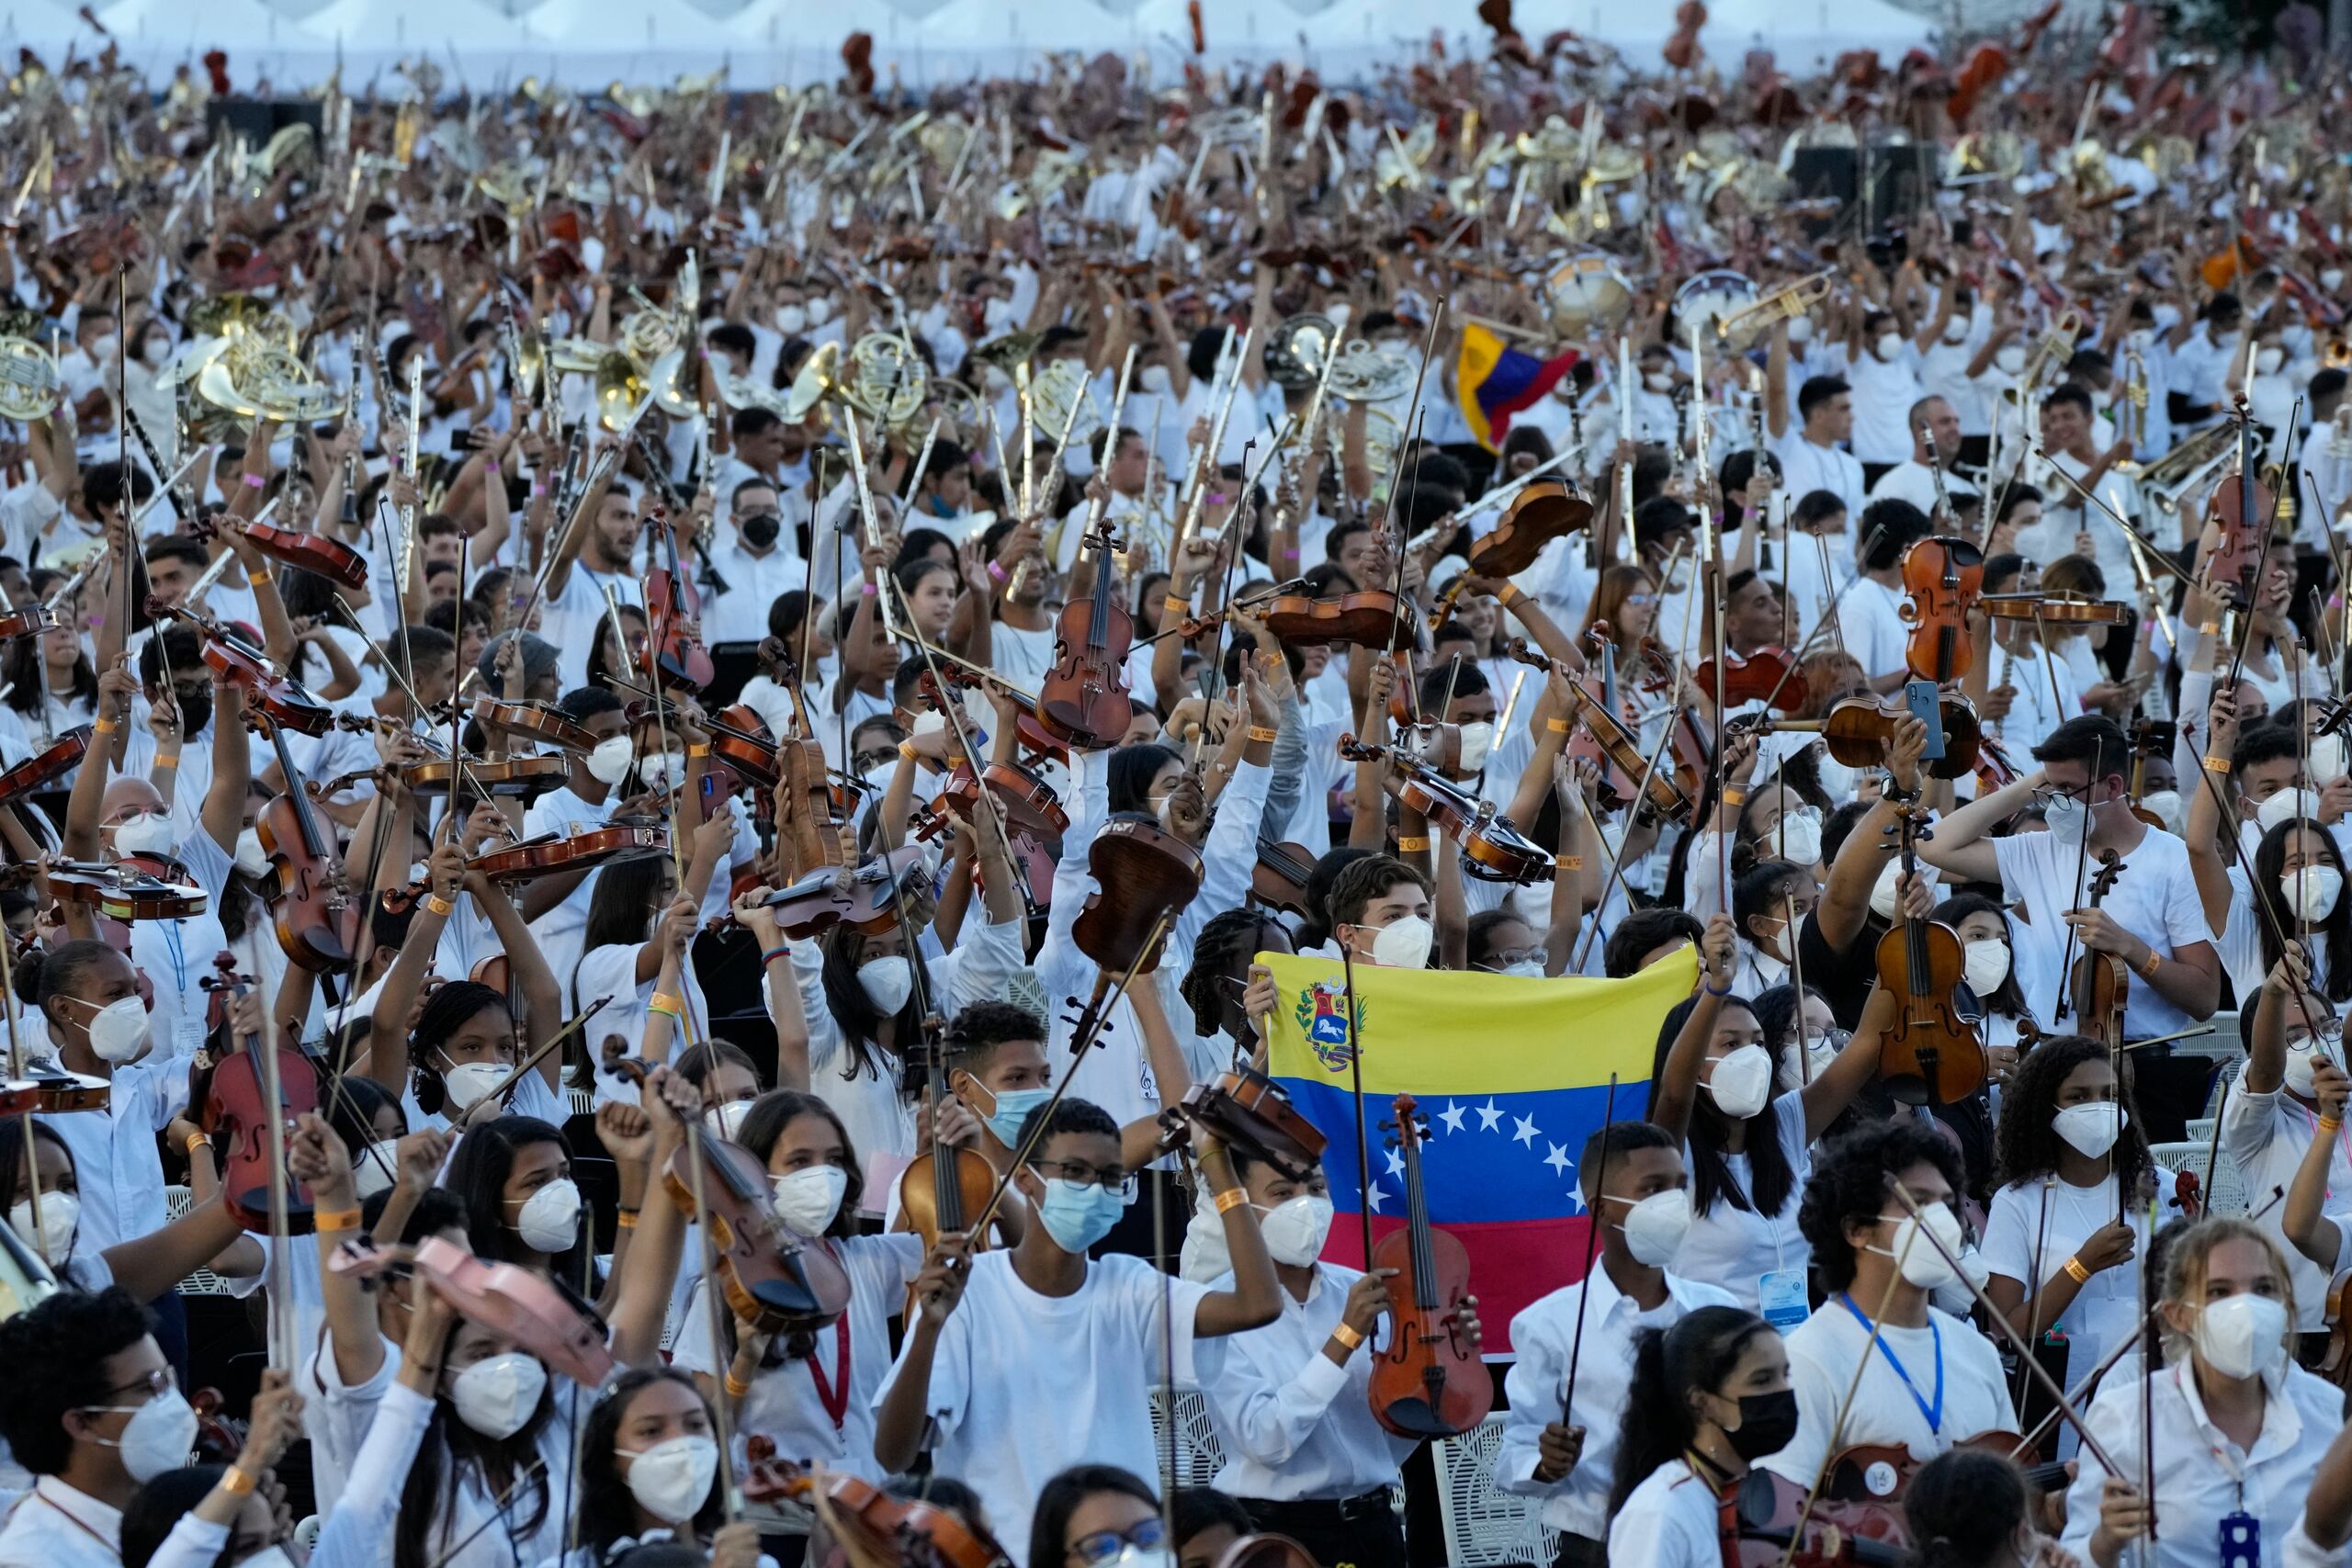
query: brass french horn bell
[
  {"left": 594, "top": 352, "right": 650, "bottom": 433},
  {"left": 1264, "top": 312, "right": 1337, "bottom": 392}
]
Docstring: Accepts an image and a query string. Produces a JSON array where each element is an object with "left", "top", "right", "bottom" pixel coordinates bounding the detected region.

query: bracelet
[
  {"left": 616, "top": 1207, "right": 639, "bottom": 1230},
  {"left": 183, "top": 1132, "right": 209, "bottom": 1156},
  {"left": 987, "top": 560, "right": 1010, "bottom": 585},
  {"left": 1556, "top": 854, "right": 1584, "bottom": 872},
  {"left": 2136, "top": 948, "right": 2163, "bottom": 979},
  {"left": 1214, "top": 1186, "right": 1250, "bottom": 1214},
  {"left": 2324, "top": 1117, "right": 2345, "bottom": 1135},
  {"left": 315, "top": 1208, "right": 363, "bottom": 1234},
  {"left": 1703, "top": 979, "right": 1732, "bottom": 997},
  {"left": 1546, "top": 717, "right": 1572, "bottom": 734},
  {"left": 94, "top": 717, "right": 119, "bottom": 736},
  {"left": 1329, "top": 1321, "right": 1365, "bottom": 1350},
  {"left": 2202, "top": 754, "right": 2233, "bottom": 774},
  {"left": 246, "top": 570, "right": 270, "bottom": 587},
  {"left": 899, "top": 739, "right": 920, "bottom": 762},
  {"left": 423, "top": 892, "right": 455, "bottom": 917},
  {"left": 649, "top": 994, "right": 684, "bottom": 1020},
  {"left": 2200, "top": 621, "right": 2222, "bottom": 637},
  {"left": 1721, "top": 787, "right": 1746, "bottom": 807},
  {"left": 723, "top": 1370, "right": 752, "bottom": 1398},
  {"left": 1164, "top": 593, "right": 1192, "bottom": 613},
  {"left": 762, "top": 945, "right": 793, "bottom": 964},
  {"left": 1247, "top": 725, "right": 1278, "bottom": 743},
  {"left": 242, "top": 472, "right": 266, "bottom": 491},
  {"left": 686, "top": 743, "right": 712, "bottom": 759},
  {"left": 1496, "top": 582, "right": 1521, "bottom": 607},
  {"left": 1396, "top": 834, "right": 1430, "bottom": 852},
  {"left": 2063, "top": 1256, "right": 2092, "bottom": 1285},
  {"left": 219, "top": 1467, "right": 260, "bottom": 1497},
  {"left": 860, "top": 581, "right": 879, "bottom": 598}
]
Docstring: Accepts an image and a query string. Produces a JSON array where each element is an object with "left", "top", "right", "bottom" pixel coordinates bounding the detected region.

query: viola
[
  {"left": 751, "top": 843, "right": 933, "bottom": 942},
  {"left": 1166, "top": 1069, "right": 1328, "bottom": 1182},
  {"left": 153, "top": 602, "right": 338, "bottom": 738},
  {"left": 193, "top": 513, "right": 369, "bottom": 592},
  {"left": 1260, "top": 584, "right": 1413, "bottom": 651},
  {"left": 657, "top": 1122, "right": 851, "bottom": 1337},
  {"left": 1873, "top": 807, "right": 1985, "bottom": 1108},
  {"left": 1900, "top": 536, "right": 1984, "bottom": 684},
  {"left": 196, "top": 953, "right": 322, "bottom": 1233},
  {"left": 641, "top": 507, "right": 715, "bottom": 692},
  {"left": 1037, "top": 516, "right": 1136, "bottom": 750},
  {"left": 469, "top": 821, "right": 670, "bottom": 884},
  {"left": 1337, "top": 734, "right": 1556, "bottom": 883},
  {"left": 0, "top": 726, "right": 90, "bottom": 808},
  {"left": 1690, "top": 648, "right": 1809, "bottom": 714},
  {"left": 1250, "top": 837, "right": 1317, "bottom": 919},
  {"left": 1368, "top": 1093, "right": 1489, "bottom": 1438},
  {"left": 251, "top": 713, "right": 363, "bottom": 973},
  {"left": 741, "top": 1438, "right": 1009, "bottom": 1568},
  {"left": 1755, "top": 694, "right": 1984, "bottom": 783},
  {"left": 2207, "top": 403, "right": 2273, "bottom": 609},
  {"left": 471, "top": 696, "right": 598, "bottom": 755},
  {"left": 330, "top": 1233, "right": 616, "bottom": 1390},
  {"left": 897, "top": 1030, "right": 1001, "bottom": 1271},
  {"left": 2066, "top": 852, "right": 2131, "bottom": 1049}
]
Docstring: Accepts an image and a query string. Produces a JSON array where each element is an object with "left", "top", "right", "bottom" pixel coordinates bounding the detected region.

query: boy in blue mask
[{"left": 872, "top": 1098, "right": 1281, "bottom": 1568}]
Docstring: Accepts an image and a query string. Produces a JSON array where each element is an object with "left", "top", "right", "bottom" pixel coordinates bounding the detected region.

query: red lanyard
[{"left": 804, "top": 1279, "right": 853, "bottom": 1431}]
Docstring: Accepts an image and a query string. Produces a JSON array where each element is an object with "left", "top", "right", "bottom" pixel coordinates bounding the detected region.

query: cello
[
  {"left": 1368, "top": 1093, "right": 1487, "bottom": 1438},
  {"left": 1872, "top": 807, "right": 1985, "bottom": 1108}
]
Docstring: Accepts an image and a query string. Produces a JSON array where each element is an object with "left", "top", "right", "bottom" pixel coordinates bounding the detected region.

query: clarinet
[{"left": 120, "top": 404, "right": 189, "bottom": 522}]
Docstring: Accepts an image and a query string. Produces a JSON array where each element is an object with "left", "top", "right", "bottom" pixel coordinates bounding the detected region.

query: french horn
[
  {"left": 1326, "top": 340, "right": 1412, "bottom": 404},
  {"left": 1264, "top": 313, "right": 1338, "bottom": 392},
  {"left": 0, "top": 336, "right": 59, "bottom": 422}
]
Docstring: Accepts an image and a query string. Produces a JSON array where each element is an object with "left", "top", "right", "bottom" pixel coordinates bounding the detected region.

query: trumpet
[
  {"left": 1712, "top": 270, "right": 1833, "bottom": 351},
  {"left": 2018, "top": 307, "right": 2086, "bottom": 400},
  {"left": 2114, "top": 346, "right": 2150, "bottom": 477},
  {"left": 2139, "top": 423, "right": 2241, "bottom": 519}
]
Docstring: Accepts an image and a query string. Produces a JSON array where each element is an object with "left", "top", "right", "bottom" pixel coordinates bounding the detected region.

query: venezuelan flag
[
  {"left": 1455, "top": 323, "right": 1579, "bottom": 453},
  {"left": 1260, "top": 948, "right": 1696, "bottom": 1353}
]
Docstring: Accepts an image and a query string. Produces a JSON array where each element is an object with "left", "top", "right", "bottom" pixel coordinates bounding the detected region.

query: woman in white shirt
[
  {"left": 1605, "top": 1305, "right": 1794, "bottom": 1568},
  {"left": 559, "top": 1367, "right": 739, "bottom": 1568},
  {"left": 1981, "top": 1035, "right": 2153, "bottom": 1402},
  {"left": 2061, "top": 1217, "right": 2339, "bottom": 1568},
  {"left": 1935, "top": 895, "right": 2038, "bottom": 1056}
]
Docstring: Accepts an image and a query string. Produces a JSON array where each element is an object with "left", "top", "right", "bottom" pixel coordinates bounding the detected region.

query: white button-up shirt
[
  {"left": 0, "top": 1477, "right": 123, "bottom": 1568},
  {"left": 1495, "top": 1267, "right": 1738, "bottom": 1540},
  {"left": 1193, "top": 1262, "right": 1418, "bottom": 1503},
  {"left": 2063, "top": 1359, "right": 2341, "bottom": 1568}
]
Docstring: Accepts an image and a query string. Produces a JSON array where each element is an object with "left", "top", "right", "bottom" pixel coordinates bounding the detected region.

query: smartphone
[{"left": 1905, "top": 679, "right": 1948, "bottom": 763}]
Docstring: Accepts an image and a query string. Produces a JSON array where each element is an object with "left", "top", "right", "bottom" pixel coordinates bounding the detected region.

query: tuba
[{"left": 0, "top": 336, "right": 60, "bottom": 422}]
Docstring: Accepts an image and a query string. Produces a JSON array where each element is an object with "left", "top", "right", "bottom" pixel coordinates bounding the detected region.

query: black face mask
[
  {"left": 1724, "top": 1389, "right": 1799, "bottom": 1461},
  {"left": 170, "top": 681, "right": 214, "bottom": 739},
  {"left": 741, "top": 511, "right": 782, "bottom": 552}
]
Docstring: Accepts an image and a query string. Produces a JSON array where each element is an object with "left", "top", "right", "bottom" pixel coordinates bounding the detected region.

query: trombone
[{"left": 1712, "top": 270, "right": 1833, "bottom": 350}]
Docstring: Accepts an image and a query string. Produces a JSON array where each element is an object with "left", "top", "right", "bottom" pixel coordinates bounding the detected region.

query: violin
[
  {"left": 1337, "top": 734, "right": 1555, "bottom": 883},
  {"left": 704, "top": 704, "right": 783, "bottom": 792},
  {"left": 1505, "top": 637, "right": 1699, "bottom": 824},
  {"left": 2206, "top": 402, "right": 2273, "bottom": 609},
  {"left": 1259, "top": 584, "right": 1413, "bottom": 651},
  {"left": 1037, "top": 516, "right": 1136, "bottom": 750},
  {"left": 658, "top": 1118, "right": 851, "bottom": 1337},
  {"left": 2067, "top": 852, "right": 2131, "bottom": 1049},
  {"left": 469, "top": 821, "right": 670, "bottom": 884},
  {"left": 0, "top": 726, "right": 90, "bottom": 808},
  {"left": 471, "top": 696, "right": 598, "bottom": 755},
  {"left": 1979, "top": 592, "right": 2131, "bottom": 627},
  {"left": 641, "top": 507, "right": 715, "bottom": 692},
  {"left": 2321, "top": 1268, "right": 2352, "bottom": 1392},
  {"left": 1250, "top": 837, "right": 1317, "bottom": 918},
  {"left": 751, "top": 843, "right": 934, "bottom": 942},
  {"left": 1424, "top": 475, "right": 1594, "bottom": 633},
  {"left": 923, "top": 760, "right": 1069, "bottom": 844},
  {"left": 192, "top": 513, "right": 369, "bottom": 592},
  {"left": 1165, "top": 1069, "right": 1328, "bottom": 1182},
  {"left": 1072, "top": 818, "right": 1204, "bottom": 978},
  {"left": 401, "top": 752, "right": 571, "bottom": 801},
  {"left": 330, "top": 1233, "right": 617, "bottom": 1390},
  {"left": 1690, "top": 648, "right": 1808, "bottom": 714},
  {"left": 1900, "top": 536, "right": 1984, "bottom": 684},
  {"left": 2126, "top": 716, "right": 2176, "bottom": 831},
  {"left": 897, "top": 1027, "right": 1002, "bottom": 1271},
  {"left": 251, "top": 712, "right": 363, "bottom": 973},
  {"left": 196, "top": 953, "right": 322, "bottom": 1233},
  {"left": 916, "top": 663, "right": 1066, "bottom": 762},
  {"left": 1755, "top": 693, "right": 1984, "bottom": 783},
  {"left": 153, "top": 602, "right": 338, "bottom": 738},
  {"left": 1873, "top": 807, "right": 1986, "bottom": 1108},
  {"left": 1368, "top": 1093, "right": 1489, "bottom": 1438},
  {"left": 4, "top": 1062, "right": 110, "bottom": 1112},
  {"left": 1720, "top": 1469, "right": 1908, "bottom": 1568},
  {"left": 48, "top": 859, "right": 209, "bottom": 921},
  {"left": 741, "top": 1437, "right": 1010, "bottom": 1568},
  {"left": 1815, "top": 1434, "right": 2071, "bottom": 1515}
]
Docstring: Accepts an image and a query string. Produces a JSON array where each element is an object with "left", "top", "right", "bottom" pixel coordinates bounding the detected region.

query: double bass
[{"left": 1367, "top": 1093, "right": 1488, "bottom": 1438}]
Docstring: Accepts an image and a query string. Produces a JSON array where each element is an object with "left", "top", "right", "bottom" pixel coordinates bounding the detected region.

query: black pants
[
  {"left": 1239, "top": 1493, "right": 1406, "bottom": 1567},
  {"left": 1552, "top": 1533, "right": 1606, "bottom": 1568}
]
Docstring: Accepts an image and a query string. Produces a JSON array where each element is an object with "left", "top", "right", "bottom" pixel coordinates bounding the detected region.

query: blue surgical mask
[
  {"left": 1036, "top": 1177, "right": 1125, "bottom": 1253},
  {"left": 976, "top": 1086, "right": 1052, "bottom": 1150}
]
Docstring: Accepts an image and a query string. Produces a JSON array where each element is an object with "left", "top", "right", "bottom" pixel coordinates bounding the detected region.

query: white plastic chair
[
  {"left": 165, "top": 1184, "right": 233, "bottom": 1296},
  {"left": 1432, "top": 1415, "right": 1557, "bottom": 1566}
]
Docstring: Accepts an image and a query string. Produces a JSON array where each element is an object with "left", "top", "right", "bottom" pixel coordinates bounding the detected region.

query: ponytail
[{"left": 1607, "top": 1305, "right": 1772, "bottom": 1517}]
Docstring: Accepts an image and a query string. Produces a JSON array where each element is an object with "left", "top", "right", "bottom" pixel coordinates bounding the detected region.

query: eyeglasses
[
  {"left": 1029, "top": 1158, "right": 1126, "bottom": 1191},
  {"left": 1487, "top": 948, "right": 1548, "bottom": 969},
  {"left": 1625, "top": 593, "right": 1658, "bottom": 606},
  {"left": 1069, "top": 1519, "right": 1167, "bottom": 1564},
  {"left": 2030, "top": 782, "right": 2095, "bottom": 809},
  {"left": 86, "top": 1366, "right": 177, "bottom": 1409}
]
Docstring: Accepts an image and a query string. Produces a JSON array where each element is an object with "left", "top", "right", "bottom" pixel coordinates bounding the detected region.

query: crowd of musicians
[{"left": 17, "top": 9, "right": 2352, "bottom": 1568}]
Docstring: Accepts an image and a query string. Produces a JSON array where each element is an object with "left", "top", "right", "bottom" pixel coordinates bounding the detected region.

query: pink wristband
[
  {"left": 242, "top": 473, "right": 266, "bottom": 491},
  {"left": 986, "top": 560, "right": 1009, "bottom": 585},
  {"left": 861, "top": 582, "right": 879, "bottom": 598}
]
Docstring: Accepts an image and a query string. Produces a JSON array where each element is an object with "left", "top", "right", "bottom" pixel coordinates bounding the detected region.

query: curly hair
[
  {"left": 1904, "top": 1449, "right": 2029, "bottom": 1568},
  {"left": 0, "top": 1286, "right": 154, "bottom": 1474},
  {"left": 1797, "top": 1119, "right": 1966, "bottom": 1292},
  {"left": 1992, "top": 1032, "right": 2151, "bottom": 1196},
  {"left": 1180, "top": 908, "right": 1288, "bottom": 1038},
  {"left": 944, "top": 999, "right": 1046, "bottom": 1072}
]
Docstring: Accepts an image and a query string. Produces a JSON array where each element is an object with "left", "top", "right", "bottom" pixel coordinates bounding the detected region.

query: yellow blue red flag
[
  {"left": 1259, "top": 948, "right": 1697, "bottom": 1352},
  {"left": 1455, "top": 323, "right": 1579, "bottom": 452}
]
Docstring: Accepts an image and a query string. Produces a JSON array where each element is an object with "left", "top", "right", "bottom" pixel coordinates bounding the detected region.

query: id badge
[
  {"left": 173, "top": 1014, "right": 207, "bottom": 1058},
  {"left": 1758, "top": 1269, "right": 1809, "bottom": 1331},
  {"left": 2220, "top": 1509, "right": 2259, "bottom": 1568}
]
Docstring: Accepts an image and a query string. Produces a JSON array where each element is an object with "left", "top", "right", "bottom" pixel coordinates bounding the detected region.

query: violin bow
[
  {"left": 1379, "top": 300, "right": 1449, "bottom": 682},
  {"left": 324, "top": 594, "right": 502, "bottom": 808},
  {"left": 1783, "top": 886, "right": 1810, "bottom": 1083},
  {"left": 1563, "top": 694, "right": 1680, "bottom": 975},
  {"left": 1557, "top": 1075, "right": 1617, "bottom": 1432},
  {"left": 462, "top": 998, "right": 611, "bottom": 1122},
  {"left": 1752, "top": 516, "right": 1894, "bottom": 716},
  {"left": 2047, "top": 772, "right": 2098, "bottom": 1029},
  {"left": 1340, "top": 941, "right": 1374, "bottom": 1268},
  {"left": 0, "top": 902, "right": 46, "bottom": 1266},
  {"left": 2027, "top": 447, "right": 2199, "bottom": 594}
]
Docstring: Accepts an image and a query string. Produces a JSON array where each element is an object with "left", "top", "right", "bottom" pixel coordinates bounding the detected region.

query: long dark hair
[
  {"left": 1027, "top": 1465, "right": 1158, "bottom": 1568},
  {"left": 573, "top": 1369, "right": 723, "bottom": 1558},
  {"left": 1651, "top": 995, "right": 1795, "bottom": 1219},
  {"left": 1609, "top": 1306, "right": 1774, "bottom": 1516},
  {"left": 407, "top": 980, "right": 513, "bottom": 1117},
  {"left": 3, "top": 616, "right": 95, "bottom": 720},
  {"left": 443, "top": 1115, "right": 594, "bottom": 1290},
  {"left": 1904, "top": 1448, "right": 2029, "bottom": 1568},
  {"left": 393, "top": 1356, "right": 554, "bottom": 1568},
  {"left": 578, "top": 856, "right": 669, "bottom": 1004},
  {"left": 729, "top": 1089, "right": 863, "bottom": 1364},
  {"left": 0, "top": 1118, "right": 70, "bottom": 1220},
  {"left": 1992, "top": 1032, "right": 2152, "bottom": 1196},
  {"left": 2255, "top": 818, "right": 2352, "bottom": 1003},
  {"left": 816, "top": 920, "right": 930, "bottom": 1087}
]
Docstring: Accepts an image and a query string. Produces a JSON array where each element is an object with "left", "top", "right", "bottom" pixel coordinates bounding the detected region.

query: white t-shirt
[
  {"left": 1771, "top": 431, "right": 1866, "bottom": 521},
  {"left": 1838, "top": 575, "right": 1913, "bottom": 683},
  {"left": 1759, "top": 1297, "right": 2018, "bottom": 1484},
  {"left": 1604, "top": 1459, "right": 1723, "bottom": 1568},
  {"left": 876, "top": 1250, "right": 1211, "bottom": 1568},
  {"left": 1991, "top": 825, "right": 2214, "bottom": 1042},
  {"left": 1842, "top": 348, "right": 1928, "bottom": 466},
  {"left": 1979, "top": 1173, "right": 2151, "bottom": 1402}
]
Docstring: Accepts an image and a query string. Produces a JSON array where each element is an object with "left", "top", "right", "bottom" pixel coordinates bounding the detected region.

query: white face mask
[
  {"left": 2127, "top": 328, "right": 2155, "bottom": 351},
  {"left": 1616, "top": 1188, "right": 1693, "bottom": 1267},
  {"left": 1962, "top": 939, "right": 2011, "bottom": 996},
  {"left": 448, "top": 1351, "right": 547, "bottom": 1438},
  {"left": 2258, "top": 787, "right": 2321, "bottom": 832},
  {"left": 2285, "top": 1036, "right": 2331, "bottom": 1099},
  {"left": 1644, "top": 371, "right": 1675, "bottom": 393},
  {"left": 1704, "top": 1043, "right": 1773, "bottom": 1119},
  {"left": 1139, "top": 364, "right": 1173, "bottom": 397},
  {"left": 1500, "top": 959, "right": 1546, "bottom": 978},
  {"left": 1786, "top": 318, "right": 1814, "bottom": 345},
  {"left": 2193, "top": 1292, "right": 2290, "bottom": 1381},
  {"left": 1875, "top": 332, "right": 1905, "bottom": 361},
  {"left": 2286, "top": 865, "right": 2346, "bottom": 923},
  {"left": 1368, "top": 914, "right": 1434, "bottom": 969},
  {"left": 771, "top": 1165, "right": 848, "bottom": 1235},
  {"left": 2052, "top": 1100, "right": 2124, "bottom": 1159},
  {"left": 2257, "top": 346, "right": 2286, "bottom": 375},
  {"left": 2313, "top": 735, "right": 2349, "bottom": 786},
  {"left": 2043, "top": 791, "right": 2089, "bottom": 847},
  {"left": 637, "top": 750, "right": 688, "bottom": 790},
  {"left": 1875, "top": 1204, "right": 1964, "bottom": 1290},
  {"left": 1815, "top": 751, "right": 1858, "bottom": 799},
  {"left": 2140, "top": 788, "right": 2185, "bottom": 836},
  {"left": 857, "top": 954, "right": 915, "bottom": 1014},
  {"left": 8, "top": 1189, "right": 76, "bottom": 1258},
  {"left": 87, "top": 334, "right": 118, "bottom": 365},
  {"left": 585, "top": 735, "right": 636, "bottom": 785},
  {"left": 620, "top": 1434, "right": 719, "bottom": 1523},
  {"left": 2326, "top": 269, "right": 2346, "bottom": 293},
  {"left": 805, "top": 298, "right": 835, "bottom": 326},
  {"left": 1996, "top": 344, "right": 2029, "bottom": 376},
  {"left": 112, "top": 811, "right": 175, "bottom": 856},
  {"left": 1257, "top": 1192, "right": 1335, "bottom": 1267},
  {"left": 1941, "top": 319, "right": 1969, "bottom": 344},
  {"left": 1772, "top": 807, "right": 1823, "bottom": 867},
  {"left": 1455, "top": 721, "right": 1495, "bottom": 774},
  {"left": 1869, "top": 855, "right": 1912, "bottom": 921},
  {"left": 513, "top": 1178, "right": 582, "bottom": 1252},
  {"left": 96, "top": 1386, "right": 198, "bottom": 1481},
  {"left": 438, "top": 1057, "right": 508, "bottom": 1112},
  {"left": 139, "top": 336, "right": 170, "bottom": 365},
  {"left": 76, "top": 996, "right": 151, "bottom": 1063},
  {"left": 705, "top": 1100, "right": 753, "bottom": 1143},
  {"left": 232, "top": 826, "right": 270, "bottom": 878},
  {"left": 775, "top": 303, "right": 808, "bottom": 334},
  {"left": 351, "top": 1138, "right": 403, "bottom": 1201}
]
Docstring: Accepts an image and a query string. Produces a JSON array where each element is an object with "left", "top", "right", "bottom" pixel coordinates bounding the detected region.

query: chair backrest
[
  {"left": 164, "top": 1184, "right": 234, "bottom": 1296},
  {"left": 1431, "top": 1415, "right": 1558, "bottom": 1567}
]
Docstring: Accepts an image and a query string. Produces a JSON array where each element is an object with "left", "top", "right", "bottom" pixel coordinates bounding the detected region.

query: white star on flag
[
  {"left": 1511, "top": 1113, "right": 1541, "bottom": 1147},
  {"left": 1385, "top": 1148, "right": 1407, "bottom": 1180},
  {"left": 1544, "top": 1143, "right": 1573, "bottom": 1177},
  {"left": 1438, "top": 1100, "right": 1468, "bottom": 1134},
  {"left": 1365, "top": 1182, "right": 1387, "bottom": 1213},
  {"left": 1476, "top": 1099, "right": 1504, "bottom": 1132}
]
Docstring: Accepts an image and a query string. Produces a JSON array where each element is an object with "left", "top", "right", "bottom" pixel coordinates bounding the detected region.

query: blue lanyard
[
  {"left": 159, "top": 919, "right": 187, "bottom": 997},
  {"left": 1838, "top": 1292, "right": 1943, "bottom": 1434}
]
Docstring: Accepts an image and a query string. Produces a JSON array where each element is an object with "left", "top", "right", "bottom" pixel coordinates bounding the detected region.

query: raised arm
[{"left": 1649, "top": 915, "right": 1734, "bottom": 1144}]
